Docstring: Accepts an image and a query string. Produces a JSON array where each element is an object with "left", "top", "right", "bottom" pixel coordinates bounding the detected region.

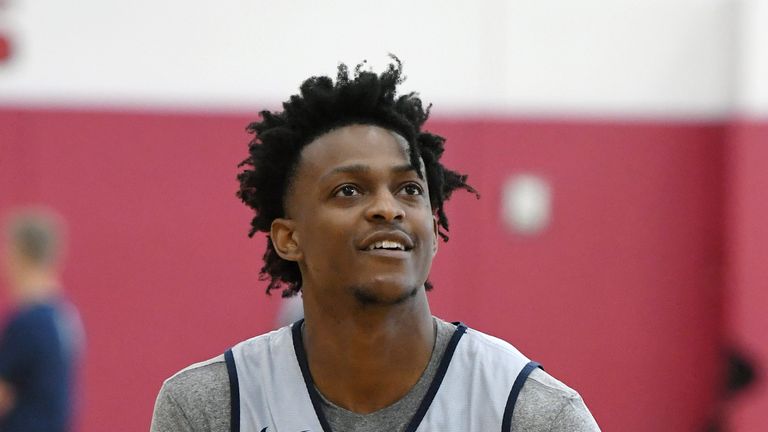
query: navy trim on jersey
[
  {"left": 501, "top": 360, "right": 542, "bottom": 432},
  {"left": 292, "top": 319, "right": 469, "bottom": 432},
  {"left": 292, "top": 319, "right": 334, "bottom": 432},
  {"left": 402, "top": 322, "right": 468, "bottom": 432},
  {"left": 224, "top": 349, "right": 241, "bottom": 432}
]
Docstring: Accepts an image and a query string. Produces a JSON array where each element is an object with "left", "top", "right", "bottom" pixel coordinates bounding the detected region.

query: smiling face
[{"left": 271, "top": 124, "right": 438, "bottom": 308}]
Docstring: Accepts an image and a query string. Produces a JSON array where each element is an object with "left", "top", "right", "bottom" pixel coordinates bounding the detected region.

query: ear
[
  {"left": 431, "top": 217, "right": 439, "bottom": 256},
  {"left": 270, "top": 218, "right": 302, "bottom": 262}
]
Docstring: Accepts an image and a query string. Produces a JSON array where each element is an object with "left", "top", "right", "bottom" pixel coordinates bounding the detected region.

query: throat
[{"left": 301, "top": 313, "right": 436, "bottom": 414}]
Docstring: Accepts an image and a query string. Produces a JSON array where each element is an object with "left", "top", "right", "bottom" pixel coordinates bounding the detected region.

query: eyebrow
[{"left": 320, "top": 163, "right": 417, "bottom": 182}]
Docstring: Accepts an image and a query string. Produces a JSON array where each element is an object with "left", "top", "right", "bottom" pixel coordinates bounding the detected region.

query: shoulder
[
  {"left": 513, "top": 368, "right": 600, "bottom": 431},
  {"left": 8, "top": 304, "right": 49, "bottom": 325},
  {"left": 151, "top": 326, "right": 294, "bottom": 432},
  {"left": 436, "top": 320, "right": 526, "bottom": 359},
  {"left": 462, "top": 326, "right": 528, "bottom": 359},
  {"left": 159, "top": 354, "right": 230, "bottom": 408},
  {"left": 1, "top": 304, "right": 57, "bottom": 341},
  {"left": 453, "top": 325, "right": 531, "bottom": 375},
  {"left": 445, "top": 322, "right": 600, "bottom": 431},
  {"left": 151, "top": 354, "right": 230, "bottom": 432},
  {"left": 7, "top": 300, "right": 73, "bottom": 327}
]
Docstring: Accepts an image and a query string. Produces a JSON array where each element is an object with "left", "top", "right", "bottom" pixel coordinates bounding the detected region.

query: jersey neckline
[{"left": 290, "top": 318, "right": 468, "bottom": 432}]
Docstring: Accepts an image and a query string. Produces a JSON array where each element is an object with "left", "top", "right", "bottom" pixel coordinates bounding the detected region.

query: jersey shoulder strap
[
  {"left": 414, "top": 325, "right": 541, "bottom": 432},
  {"left": 225, "top": 322, "right": 325, "bottom": 432},
  {"left": 225, "top": 322, "right": 541, "bottom": 432}
]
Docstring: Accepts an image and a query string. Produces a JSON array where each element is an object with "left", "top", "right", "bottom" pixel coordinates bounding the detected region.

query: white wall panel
[
  {"left": 501, "top": 0, "right": 735, "bottom": 118},
  {"left": 737, "top": 0, "right": 768, "bottom": 116},
  {"left": 0, "top": 0, "right": 501, "bottom": 112},
  {"left": 0, "top": 0, "right": 755, "bottom": 118}
]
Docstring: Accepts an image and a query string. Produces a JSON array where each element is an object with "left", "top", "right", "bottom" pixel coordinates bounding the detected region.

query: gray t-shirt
[{"left": 151, "top": 318, "right": 600, "bottom": 431}]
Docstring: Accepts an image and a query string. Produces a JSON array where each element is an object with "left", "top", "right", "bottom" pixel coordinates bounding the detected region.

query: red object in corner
[{"left": 0, "top": 33, "right": 11, "bottom": 62}]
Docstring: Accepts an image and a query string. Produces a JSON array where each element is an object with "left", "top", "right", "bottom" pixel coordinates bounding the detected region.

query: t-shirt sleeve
[
  {"left": 511, "top": 368, "right": 600, "bottom": 432},
  {"left": 150, "top": 358, "right": 231, "bottom": 432},
  {"left": 547, "top": 393, "right": 601, "bottom": 431},
  {"left": 151, "top": 381, "right": 196, "bottom": 432}
]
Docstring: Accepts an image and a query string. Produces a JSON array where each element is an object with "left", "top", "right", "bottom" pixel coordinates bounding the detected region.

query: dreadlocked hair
[{"left": 236, "top": 55, "right": 478, "bottom": 297}]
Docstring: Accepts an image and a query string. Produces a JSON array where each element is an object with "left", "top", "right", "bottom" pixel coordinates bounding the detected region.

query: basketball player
[{"left": 151, "top": 57, "right": 600, "bottom": 431}]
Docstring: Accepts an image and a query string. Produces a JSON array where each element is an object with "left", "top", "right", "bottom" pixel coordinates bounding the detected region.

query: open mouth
[
  {"left": 366, "top": 240, "right": 408, "bottom": 251},
  {"left": 359, "top": 231, "right": 415, "bottom": 253}
]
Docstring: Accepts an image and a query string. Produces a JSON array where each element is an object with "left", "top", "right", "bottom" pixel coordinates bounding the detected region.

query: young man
[
  {"left": 151, "top": 58, "right": 600, "bottom": 431},
  {"left": 0, "top": 209, "right": 84, "bottom": 432}
]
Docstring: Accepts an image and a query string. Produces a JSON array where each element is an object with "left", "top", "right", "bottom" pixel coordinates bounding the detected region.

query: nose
[{"left": 365, "top": 189, "right": 405, "bottom": 222}]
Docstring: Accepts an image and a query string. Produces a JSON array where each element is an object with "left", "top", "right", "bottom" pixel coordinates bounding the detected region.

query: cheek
[
  {"left": 299, "top": 217, "right": 355, "bottom": 259},
  {"left": 415, "top": 219, "right": 438, "bottom": 258}
]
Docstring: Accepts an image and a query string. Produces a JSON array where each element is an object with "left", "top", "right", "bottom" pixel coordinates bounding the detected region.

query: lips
[{"left": 358, "top": 230, "right": 415, "bottom": 252}]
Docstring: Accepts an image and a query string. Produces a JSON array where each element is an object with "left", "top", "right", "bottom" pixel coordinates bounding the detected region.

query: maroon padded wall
[
  {"left": 723, "top": 122, "right": 768, "bottom": 431},
  {"left": 0, "top": 108, "right": 726, "bottom": 431}
]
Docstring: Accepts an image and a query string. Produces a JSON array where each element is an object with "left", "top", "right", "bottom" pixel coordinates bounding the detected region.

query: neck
[
  {"left": 13, "top": 271, "right": 59, "bottom": 305},
  {"left": 301, "top": 287, "right": 434, "bottom": 414}
]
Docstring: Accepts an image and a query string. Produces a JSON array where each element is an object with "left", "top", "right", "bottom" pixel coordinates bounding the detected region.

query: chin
[{"left": 350, "top": 280, "right": 422, "bottom": 307}]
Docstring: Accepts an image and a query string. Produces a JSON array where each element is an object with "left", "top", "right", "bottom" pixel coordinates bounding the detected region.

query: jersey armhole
[
  {"left": 501, "top": 361, "right": 542, "bottom": 432},
  {"left": 402, "top": 322, "right": 468, "bottom": 432},
  {"left": 224, "top": 349, "right": 240, "bottom": 432}
]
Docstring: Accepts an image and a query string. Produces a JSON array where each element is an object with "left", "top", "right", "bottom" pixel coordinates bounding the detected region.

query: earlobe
[{"left": 270, "top": 218, "right": 302, "bottom": 262}]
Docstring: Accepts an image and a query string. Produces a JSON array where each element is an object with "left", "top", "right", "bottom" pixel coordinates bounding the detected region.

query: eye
[
  {"left": 334, "top": 184, "right": 361, "bottom": 197},
  {"left": 399, "top": 183, "right": 424, "bottom": 196}
]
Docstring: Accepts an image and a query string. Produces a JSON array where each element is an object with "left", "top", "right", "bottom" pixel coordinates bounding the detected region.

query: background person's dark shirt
[{"left": 0, "top": 298, "right": 82, "bottom": 432}]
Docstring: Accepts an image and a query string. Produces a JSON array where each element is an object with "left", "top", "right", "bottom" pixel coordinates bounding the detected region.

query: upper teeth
[{"left": 368, "top": 240, "right": 406, "bottom": 251}]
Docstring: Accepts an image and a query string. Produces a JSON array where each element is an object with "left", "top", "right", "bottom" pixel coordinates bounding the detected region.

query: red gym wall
[
  {"left": 1, "top": 107, "right": 765, "bottom": 431},
  {"left": 723, "top": 123, "right": 768, "bottom": 431}
]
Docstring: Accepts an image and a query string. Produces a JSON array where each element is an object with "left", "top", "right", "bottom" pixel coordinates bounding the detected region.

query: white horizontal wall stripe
[
  {"left": 500, "top": 0, "right": 735, "bottom": 118},
  {"left": 737, "top": 0, "right": 768, "bottom": 117},
  {"left": 0, "top": 0, "right": 764, "bottom": 118}
]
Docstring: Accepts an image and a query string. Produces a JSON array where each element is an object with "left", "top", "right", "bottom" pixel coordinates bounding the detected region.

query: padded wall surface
[{"left": 1, "top": 108, "right": 725, "bottom": 431}]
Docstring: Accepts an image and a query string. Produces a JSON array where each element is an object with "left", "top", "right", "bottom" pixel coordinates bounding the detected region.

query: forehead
[{"left": 296, "top": 124, "right": 412, "bottom": 179}]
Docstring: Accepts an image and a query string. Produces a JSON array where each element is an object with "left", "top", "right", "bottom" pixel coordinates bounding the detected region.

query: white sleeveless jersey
[{"left": 225, "top": 320, "right": 540, "bottom": 432}]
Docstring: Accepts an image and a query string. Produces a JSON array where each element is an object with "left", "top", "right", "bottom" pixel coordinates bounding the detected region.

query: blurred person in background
[
  {"left": 275, "top": 295, "right": 304, "bottom": 329},
  {"left": 0, "top": 208, "right": 84, "bottom": 432},
  {"left": 152, "top": 58, "right": 599, "bottom": 432}
]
